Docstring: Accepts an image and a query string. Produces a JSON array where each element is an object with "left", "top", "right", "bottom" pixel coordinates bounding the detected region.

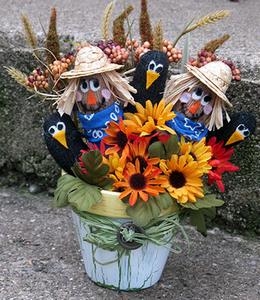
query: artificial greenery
[
  {"left": 72, "top": 150, "right": 113, "bottom": 188},
  {"left": 53, "top": 174, "right": 102, "bottom": 211},
  {"left": 126, "top": 193, "right": 179, "bottom": 227},
  {"left": 148, "top": 135, "right": 179, "bottom": 160}
]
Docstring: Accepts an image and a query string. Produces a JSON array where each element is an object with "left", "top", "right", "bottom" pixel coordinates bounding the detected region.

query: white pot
[{"left": 71, "top": 211, "right": 172, "bottom": 291}]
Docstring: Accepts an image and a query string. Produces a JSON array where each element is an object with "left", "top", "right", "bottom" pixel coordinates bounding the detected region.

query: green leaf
[
  {"left": 126, "top": 198, "right": 161, "bottom": 227},
  {"left": 201, "top": 207, "right": 216, "bottom": 219},
  {"left": 164, "top": 135, "right": 179, "bottom": 159},
  {"left": 190, "top": 210, "right": 207, "bottom": 236},
  {"left": 68, "top": 181, "right": 102, "bottom": 212},
  {"left": 72, "top": 150, "right": 110, "bottom": 187},
  {"left": 181, "top": 194, "right": 224, "bottom": 210},
  {"left": 148, "top": 141, "right": 166, "bottom": 159},
  {"left": 53, "top": 174, "right": 79, "bottom": 207},
  {"left": 155, "top": 193, "right": 175, "bottom": 210}
]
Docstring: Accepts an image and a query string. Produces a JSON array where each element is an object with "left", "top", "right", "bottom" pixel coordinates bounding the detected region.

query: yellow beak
[
  {"left": 53, "top": 130, "right": 68, "bottom": 149},
  {"left": 146, "top": 70, "right": 160, "bottom": 90},
  {"left": 225, "top": 130, "right": 244, "bottom": 146}
]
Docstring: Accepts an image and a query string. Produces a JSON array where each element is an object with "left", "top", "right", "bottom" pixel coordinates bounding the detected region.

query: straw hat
[
  {"left": 186, "top": 61, "right": 232, "bottom": 106},
  {"left": 61, "top": 44, "right": 123, "bottom": 79}
]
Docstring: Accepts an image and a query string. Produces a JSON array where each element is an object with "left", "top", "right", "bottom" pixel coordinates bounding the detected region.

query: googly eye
[
  {"left": 148, "top": 60, "right": 156, "bottom": 71},
  {"left": 155, "top": 64, "right": 163, "bottom": 73},
  {"left": 89, "top": 78, "right": 100, "bottom": 92},
  {"left": 48, "top": 125, "right": 57, "bottom": 135},
  {"left": 80, "top": 79, "right": 89, "bottom": 93},
  {"left": 237, "top": 124, "right": 246, "bottom": 131},
  {"left": 57, "top": 122, "right": 65, "bottom": 131},
  {"left": 192, "top": 87, "right": 203, "bottom": 100},
  {"left": 243, "top": 129, "right": 250, "bottom": 137},
  {"left": 201, "top": 94, "right": 212, "bottom": 106}
]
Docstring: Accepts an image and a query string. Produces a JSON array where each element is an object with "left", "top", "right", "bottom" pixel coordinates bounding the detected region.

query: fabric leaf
[
  {"left": 68, "top": 181, "right": 102, "bottom": 212},
  {"left": 190, "top": 210, "right": 207, "bottom": 236},
  {"left": 72, "top": 150, "right": 110, "bottom": 187},
  {"left": 181, "top": 194, "right": 224, "bottom": 210},
  {"left": 164, "top": 135, "right": 179, "bottom": 159},
  {"left": 155, "top": 193, "right": 178, "bottom": 210},
  {"left": 53, "top": 174, "right": 79, "bottom": 207},
  {"left": 148, "top": 141, "right": 166, "bottom": 159},
  {"left": 126, "top": 198, "right": 161, "bottom": 227}
]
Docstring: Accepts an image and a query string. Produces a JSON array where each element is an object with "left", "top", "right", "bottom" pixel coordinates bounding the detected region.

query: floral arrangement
[
  {"left": 54, "top": 99, "right": 241, "bottom": 235},
  {"left": 6, "top": 0, "right": 257, "bottom": 291}
]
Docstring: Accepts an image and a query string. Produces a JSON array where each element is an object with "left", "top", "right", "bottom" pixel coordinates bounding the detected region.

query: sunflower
[
  {"left": 124, "top": 99, "right": 176, "bottom": 136},
  {"left": 113, "top": 159, "right": 167, "bottom": 206},
  {"left": 104, "top": 152, "right": 125, "bottom": 182},
  {"left": 160, "top": 154, "right": 204, "bottom": 204},
  {"left": 103, "top": 118, "right": 134, "bottom": 159},
  {"left": 179, "top": 137, "right": 212, "bottom": 174},
  {"left": 127, "top": 138, "right": 160, "bottom": 172}
]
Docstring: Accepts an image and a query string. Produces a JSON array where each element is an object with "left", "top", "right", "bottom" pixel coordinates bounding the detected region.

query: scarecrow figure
[
  {"left": 56, "top": 44, "right": 136, "bottom": 143},
  {"left": 164, "top": 61, "right": 233, "bottom": 141}
]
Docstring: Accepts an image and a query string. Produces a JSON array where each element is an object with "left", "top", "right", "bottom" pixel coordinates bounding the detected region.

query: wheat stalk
[
  {"left": 186, "top": 10, "right": 230, "bottom": 33},
  {"left": 203, "top": 34, "right": 230, "bottom": 53},
  {"left": 153, "top": 21, "right": 164, "bottom": 51},
  {"left": 21, "top": 14, "right": 38, "bottom": 50},
  {"left": 5, "top": 66, "right": 34, "bottom": 92},
  {"left": 102, "top": 1, "right": 115, "bottom": 40},
  {"left": 173, "top": 10, "right": 230, "bottom": 47}
]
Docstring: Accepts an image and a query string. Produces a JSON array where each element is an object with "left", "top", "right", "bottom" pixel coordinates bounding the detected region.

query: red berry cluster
[
  {"left": 189, "top": 50, "right": 241, "bottom": 81},
  {"left": 49, "top": 53, "right": 75, "bottom": 81},
  {"left": 189, "top": 50, "right": 217, "bottom": 67},
  {"left": 97, "top": 40, "right": 129, "bottom": 64},
  {"left": 222, "top": 60, "right": 241, "bottom": 81},
  {"left": 134, "top": 41, "right": 151, "bottom": 61},
  {"left": 26, "top": 68, "right": 49, "bottom": 90},
  {"left": 162, "top": 40, "right": 182, "bottom": 63}
]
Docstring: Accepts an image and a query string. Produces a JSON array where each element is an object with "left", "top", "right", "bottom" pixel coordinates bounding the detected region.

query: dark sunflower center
[
  {"left": 135, "top": 156, "right": 148, "bottom": 172},
  {"left": 169, "top": 171, "right": 186, "bottom": 188},
  {"left": 116, "top": 131, "right": 128, "bottom": 149},
  {"left": 129, "top": 173, "right": 146, "bottom": 190}
]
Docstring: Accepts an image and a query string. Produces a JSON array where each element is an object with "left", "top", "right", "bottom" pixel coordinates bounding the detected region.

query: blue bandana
[
  {"left": 78, "top": 101, "right": 123, "bottom": 143},
  {"left": 166, "top": 112, "right": 208, "bottom": 141}
]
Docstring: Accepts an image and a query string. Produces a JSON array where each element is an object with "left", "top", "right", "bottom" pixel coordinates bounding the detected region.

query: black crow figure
[
  {"left": 208, "top": 112, "right": 256, "bottom": 146},
  {"left": 43, "top": 113, "right": 88, "bottom": 175},
  {"left": 126, "top": 50, "right": 169, "bottom": 112}
]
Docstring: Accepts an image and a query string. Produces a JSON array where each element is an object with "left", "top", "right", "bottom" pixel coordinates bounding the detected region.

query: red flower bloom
[{"left": 207, "top": 137, "right": 239, "bottom": 192}]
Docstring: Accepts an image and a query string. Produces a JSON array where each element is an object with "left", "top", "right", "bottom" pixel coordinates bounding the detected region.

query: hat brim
[
  {"left": 60, "top": 63, "right": 123, "bottom": 79},
  {"left": 186, "top": 64, "right": 232, "bottom": 107}
]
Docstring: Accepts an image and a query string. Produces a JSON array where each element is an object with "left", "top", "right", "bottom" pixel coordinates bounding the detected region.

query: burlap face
[
  {"left": 75, "top": 74, "right": 114, "bottom": 113},
  {"left": 174, "top": 84, "right": 215, "bottom": 124}
]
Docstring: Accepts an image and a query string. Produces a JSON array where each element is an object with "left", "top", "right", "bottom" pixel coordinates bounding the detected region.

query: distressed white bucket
[{"left": 71, "top": 211, "right": 172, "bottom": 291}]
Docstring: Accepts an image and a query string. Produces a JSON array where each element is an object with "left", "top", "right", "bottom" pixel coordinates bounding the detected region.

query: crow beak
[
  {"left": 188, "top": 101, "right": 201, "bottom": 114},
  {"left": 53, "top": 130, "right": 68, "bottom": 149},
  {"left": 146, "top": 70, "right": 160, "bottom": 89},
  {"left": 225, "top": 130, "right": 244, "bottom": 146}
]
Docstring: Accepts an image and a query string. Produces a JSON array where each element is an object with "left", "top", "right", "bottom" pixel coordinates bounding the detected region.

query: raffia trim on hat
[
  {"left": 56, "top": 70, "right": 136, "bottom": 115},
  {"left": 164, "top": 73, "right": 230, "bottom": 131}
]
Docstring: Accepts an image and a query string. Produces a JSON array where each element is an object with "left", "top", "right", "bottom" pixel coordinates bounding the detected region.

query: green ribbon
[{"left": 75, "top": 210, "right": 189, "bottom": 253}]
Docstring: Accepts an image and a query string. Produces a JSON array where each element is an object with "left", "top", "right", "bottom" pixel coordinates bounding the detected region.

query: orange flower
[
  {"left": 103, "top": 118, "right": 133, "bottom": 159},
  {"left": 113, "top": 159, "right": 167, "bottom": 206},
  {"left": 127, "top": 138, "right": 160, "bottom": 171}
]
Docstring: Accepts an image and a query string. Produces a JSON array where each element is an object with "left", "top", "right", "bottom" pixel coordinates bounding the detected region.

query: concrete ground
[{"left": 0, "top": 187, "right": 259, "bottom": 300}]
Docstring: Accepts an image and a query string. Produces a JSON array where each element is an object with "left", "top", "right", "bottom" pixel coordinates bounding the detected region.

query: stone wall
[{"left": 0, "top": 32, "right": 259, "bottom": 233}]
